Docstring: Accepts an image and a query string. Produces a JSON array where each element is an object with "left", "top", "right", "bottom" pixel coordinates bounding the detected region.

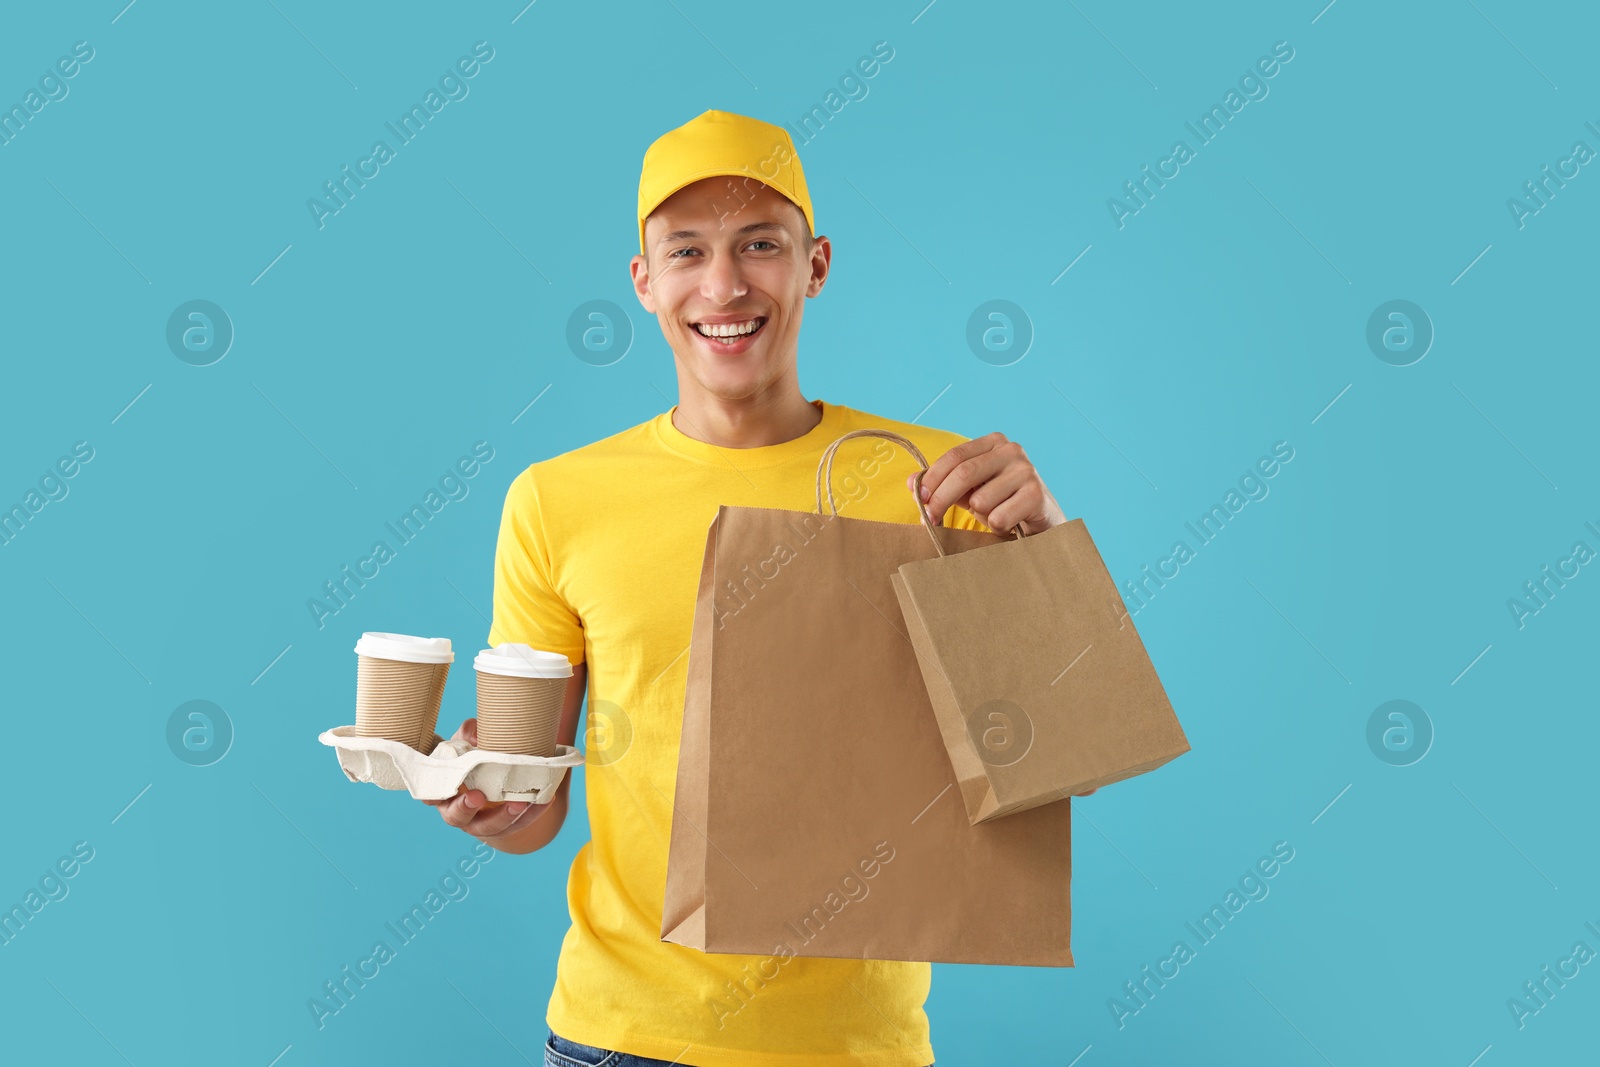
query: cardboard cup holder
[{"left": 319, "top": 725, "right": 583, "bottom": 803}]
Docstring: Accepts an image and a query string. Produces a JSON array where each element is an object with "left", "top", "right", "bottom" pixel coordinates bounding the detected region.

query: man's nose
[{"left": 701, "top": 249, "right": 748, "bottom": 304}]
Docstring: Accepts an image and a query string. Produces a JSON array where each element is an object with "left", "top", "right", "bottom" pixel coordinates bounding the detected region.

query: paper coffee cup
[
  {"left": 474, "top": 644, "right": 571, "bottom": 757},
  {"left": 353, "top": 633, "right": 453, "bottom": 752}
]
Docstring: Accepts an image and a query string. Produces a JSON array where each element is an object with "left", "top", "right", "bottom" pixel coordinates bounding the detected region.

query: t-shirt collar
[{"left": 652, "top": 398, "right": 846, "bottom": 470}]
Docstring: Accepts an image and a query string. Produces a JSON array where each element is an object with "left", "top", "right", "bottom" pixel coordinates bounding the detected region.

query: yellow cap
[{"left": 637, "top": 109, "right": 815, "bottom": 256}]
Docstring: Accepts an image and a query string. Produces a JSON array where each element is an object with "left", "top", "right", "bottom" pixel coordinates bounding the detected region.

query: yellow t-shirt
[{"left": 488, "top": 398, "right": 991, "bottom": 1067}]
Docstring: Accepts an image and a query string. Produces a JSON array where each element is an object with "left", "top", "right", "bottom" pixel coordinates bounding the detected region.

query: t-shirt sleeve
[{"left": 488, "top": 467, "right": 586, "bottom": 667}]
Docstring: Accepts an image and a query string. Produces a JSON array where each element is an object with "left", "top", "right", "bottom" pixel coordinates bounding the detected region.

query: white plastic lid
[
  {"left": 474, "top": 643, "right": 572, "bottom": 679},
  {"left": 353, "top": 632, "right": 454, "bottom": 664}
]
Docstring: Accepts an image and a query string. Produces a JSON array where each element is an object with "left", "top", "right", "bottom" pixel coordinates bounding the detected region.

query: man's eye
[
  {"left": 748, "top": 240, "right": 776, "bottom": 250},
  {"left": 668, "top": 247, "right": 699, "bottom": 259}
]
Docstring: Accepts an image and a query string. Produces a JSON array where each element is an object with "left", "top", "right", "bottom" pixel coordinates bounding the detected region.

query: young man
[{"left": 425, "top": 109, "right": 1086, "bottom": 1066}]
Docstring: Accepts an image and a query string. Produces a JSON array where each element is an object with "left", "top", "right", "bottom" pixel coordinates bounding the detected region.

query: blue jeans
[
  {"left": 543, "top": 1029, "right": 933, "bottom": 1066},
  {"left": 544, "top": 1029, "right": 676, "bottom": 1066}
]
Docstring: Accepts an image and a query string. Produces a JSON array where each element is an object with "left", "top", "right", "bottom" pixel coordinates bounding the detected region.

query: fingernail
[
  {"left": 464, "top": 795, "right": 481, "bottom": 809},
  {"left": 508, "top": 802, "right": 528, "bottom": 814},
  {"left": 920, "top": 485, "right": 930, "bottom": 501}
]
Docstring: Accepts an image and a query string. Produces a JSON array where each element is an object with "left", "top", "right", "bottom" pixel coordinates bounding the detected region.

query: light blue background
[{"left": 2, "top": 1, "right": 1595, "bottom": 1063}]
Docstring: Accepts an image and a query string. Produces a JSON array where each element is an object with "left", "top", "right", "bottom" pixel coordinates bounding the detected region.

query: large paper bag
[
  {"left": 661, "top": 429, "right": 1072, "bottom": 966},
  {"left": 890, "top": 484, "right": 1189, "bottom": 826}
]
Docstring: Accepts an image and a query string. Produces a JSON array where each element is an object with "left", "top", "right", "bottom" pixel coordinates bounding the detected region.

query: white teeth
[{"left": 695, "top": 318, "right": 762, "bottom": 338}]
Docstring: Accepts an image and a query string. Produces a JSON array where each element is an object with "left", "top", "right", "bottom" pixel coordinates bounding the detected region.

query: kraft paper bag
[
  {"left": 889, "top": 482, "right": 1190, "bottom": 826},
  {"left": 661, "top": 429, "right": 1072, "bottom": 967}
]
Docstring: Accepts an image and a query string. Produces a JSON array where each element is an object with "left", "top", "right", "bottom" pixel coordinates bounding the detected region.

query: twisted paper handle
[
  {"left": 814, "top": 429, "right": 944, "bottom": 555},
  {"left": 813, "top": 428, "right": 1031, "bottom": 558}
]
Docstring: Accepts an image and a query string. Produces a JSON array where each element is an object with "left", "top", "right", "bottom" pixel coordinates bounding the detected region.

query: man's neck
[{"left": 671, "top": 387, "right": 822, "bottom": 449}]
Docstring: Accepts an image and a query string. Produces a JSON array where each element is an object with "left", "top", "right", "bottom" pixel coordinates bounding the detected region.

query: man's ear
[
  {"left": 630, "top": 253, "right": 656, "bottom": 314},
  {"left": 805, "top": 235, "right": 832, "bottom": 298}
]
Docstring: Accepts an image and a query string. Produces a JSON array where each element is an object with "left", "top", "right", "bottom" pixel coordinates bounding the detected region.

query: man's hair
[{"left": 793, "top": 201, "right": 815, "bottom": 252}]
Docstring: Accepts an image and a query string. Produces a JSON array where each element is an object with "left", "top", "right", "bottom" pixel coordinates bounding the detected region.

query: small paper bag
[{"left": 890, "top": 508, "right": 1189, "bottom": 825}]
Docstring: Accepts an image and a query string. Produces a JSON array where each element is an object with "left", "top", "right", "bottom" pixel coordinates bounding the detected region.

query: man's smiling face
[{"left": 631, "top": 175, "right": 830, "bottom": 404}]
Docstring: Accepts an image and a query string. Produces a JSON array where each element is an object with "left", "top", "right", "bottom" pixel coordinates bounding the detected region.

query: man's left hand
[{"left": 908, "top": 432, "right": 1066, "bottom": 537}]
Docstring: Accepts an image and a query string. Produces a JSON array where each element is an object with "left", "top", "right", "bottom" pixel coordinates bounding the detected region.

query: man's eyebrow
[{"left": 656, "top": 221, "right": 789, "bottom": 244}]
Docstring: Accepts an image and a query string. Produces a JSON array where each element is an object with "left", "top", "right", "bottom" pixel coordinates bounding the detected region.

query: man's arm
[{"left": 426, "top": 661, "right": 588, "bottom": 854}]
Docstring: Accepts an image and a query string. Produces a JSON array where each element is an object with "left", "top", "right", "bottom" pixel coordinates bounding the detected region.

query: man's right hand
[{"left": 422, "top": 717, "right": 556, "bottom": 843}]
